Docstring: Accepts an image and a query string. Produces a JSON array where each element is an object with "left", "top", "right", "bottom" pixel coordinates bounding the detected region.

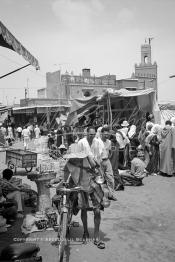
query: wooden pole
[{"left": 107, "top": 92, "right": 112, "bottom": 129}]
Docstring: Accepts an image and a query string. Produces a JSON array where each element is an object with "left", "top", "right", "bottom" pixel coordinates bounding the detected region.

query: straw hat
[{"left": 121, "top": 120, "right": 129, "bottom": 127}]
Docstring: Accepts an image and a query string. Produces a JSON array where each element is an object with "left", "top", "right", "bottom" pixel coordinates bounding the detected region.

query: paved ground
[{"left": 1, "top": 143, "right": 175, "bottom": 262}]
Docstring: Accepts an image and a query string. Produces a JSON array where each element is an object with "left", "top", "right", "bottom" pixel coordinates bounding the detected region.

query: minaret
[{"left": 134, "top": 39, "right": 158, "bottom": 99}]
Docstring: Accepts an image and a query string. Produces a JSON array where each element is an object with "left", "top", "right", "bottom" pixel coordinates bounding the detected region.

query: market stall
[{"left": 66, "top": 88, "right": 161, "bottom": 129}]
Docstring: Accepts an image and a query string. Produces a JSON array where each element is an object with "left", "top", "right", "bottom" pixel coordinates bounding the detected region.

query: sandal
[{"left": 94, "top": 240, "right": 105, "bottom": 249}]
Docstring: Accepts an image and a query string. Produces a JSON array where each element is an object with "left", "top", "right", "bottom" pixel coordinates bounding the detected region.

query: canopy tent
[
  {"left": 66, "top": 88, "right": 161, "bottom": 127},
  {"left": 0, "top": 21, "right": 39, "bottom": 70}
]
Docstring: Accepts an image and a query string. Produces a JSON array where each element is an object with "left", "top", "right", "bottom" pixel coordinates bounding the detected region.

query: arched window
[{"left": 144, "top": 56, "right": 148, "bottom": 64}]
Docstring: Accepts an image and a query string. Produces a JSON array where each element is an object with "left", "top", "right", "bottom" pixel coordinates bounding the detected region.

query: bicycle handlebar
[{"left": 57, "top": 186, "right": 82, "bottom": 193}]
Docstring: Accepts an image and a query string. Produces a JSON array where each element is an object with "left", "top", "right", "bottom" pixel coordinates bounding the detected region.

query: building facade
[
  {"left": 35, "top": 42, "right": 158, "bottom": 102},
  {"left": 61, "top": 68, "right": 118, "bottom": 100}
]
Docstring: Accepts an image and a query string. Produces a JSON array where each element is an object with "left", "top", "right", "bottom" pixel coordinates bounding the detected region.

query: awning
[
  {"left": 0, "top": 105, "right": 11, "bottom": 113},
  {"left": 66, "top": 88, "right": 158, "bottom": 126},
  {"left": 0, "top": 21, "right": 39, "bottom": 70},
  {"left": 13, "top": 104, "right": 70, "bottom": 114}
]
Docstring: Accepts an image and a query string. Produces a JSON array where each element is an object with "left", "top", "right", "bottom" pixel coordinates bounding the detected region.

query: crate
[{"left": 6, "top": 149, "right": 37, "bottom": 172}]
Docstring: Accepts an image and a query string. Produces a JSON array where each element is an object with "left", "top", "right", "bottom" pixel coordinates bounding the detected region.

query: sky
[{"left": 0, "top": 0, "right": 175, "bottom": 105}]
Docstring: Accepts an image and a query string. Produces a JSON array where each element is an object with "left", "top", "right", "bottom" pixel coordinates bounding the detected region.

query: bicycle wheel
[{"left": 58, "top": 212, "right": 68, "bottom": 262}]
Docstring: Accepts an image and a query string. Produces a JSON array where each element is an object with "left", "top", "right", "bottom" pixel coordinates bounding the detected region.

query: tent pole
[{"left": 107, "top": 92, "right": 112, "bottom": 129}]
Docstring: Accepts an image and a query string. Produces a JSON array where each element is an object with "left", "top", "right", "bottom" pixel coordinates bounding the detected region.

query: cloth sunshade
[{"left": 0, "top": 21, "right": 39, "bottom": 70}]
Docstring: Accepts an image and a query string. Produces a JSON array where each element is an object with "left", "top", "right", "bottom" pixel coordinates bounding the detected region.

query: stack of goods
[
  {"left": 22, "top": 210, "right": 58, "bottom": 233},
  {"left": 45, "top": 208, "right": 58, "bottom": 228},
  {"left": 37, "top": 153, "right": 67, "bottom": 179},
  {"left": 35, "top": 211, "right": 48, "bottom": 230},
  {"left": 0, "top": 215, "right": 7, "bottom": 233}
]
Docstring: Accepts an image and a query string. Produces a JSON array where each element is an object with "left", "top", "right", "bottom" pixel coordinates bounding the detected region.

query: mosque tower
[{"left": 134, "top": 38, "right": 158, "bottom": 98}]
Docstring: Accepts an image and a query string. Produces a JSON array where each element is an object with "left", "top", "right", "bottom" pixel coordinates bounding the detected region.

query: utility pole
[{"left": 24, "top": 78, "right": 29, "bottom": 100}]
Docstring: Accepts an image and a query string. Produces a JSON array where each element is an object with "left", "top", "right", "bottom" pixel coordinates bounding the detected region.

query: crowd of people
[
  {"left": 1, "top": 111, "right": 175, "bottom": 244},
  {"left": 0, "top": 123, "right": 41, "bottom": 149},
  {"left": 48, "top": 112, "right": 175, "bottom": 248}
]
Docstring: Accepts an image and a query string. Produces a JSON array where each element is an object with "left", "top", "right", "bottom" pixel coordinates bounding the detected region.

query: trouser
[
  {"left": 101, "top": 159, "right": 116, "bottom": 197},
  {"left": 119, "top": 149, "right": 125, "bottom": 169},
  {"left": 6, "top": 191, "right": 23, "bottom": 212},
  {"left": 18, "top": 132, "right": 22, "bottom": 140},
  {"left": 24, "top": 137, "right": 29, "bottom": 149}
]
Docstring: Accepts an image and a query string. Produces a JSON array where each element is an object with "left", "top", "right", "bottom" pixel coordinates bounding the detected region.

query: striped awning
[{"left": 0, "top": 21, "right": 39, "bottom": 70}]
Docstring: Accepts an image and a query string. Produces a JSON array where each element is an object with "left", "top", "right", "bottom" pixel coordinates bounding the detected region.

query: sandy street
[{"left": 62, "top": 175, "right": 175, "bottom": 262}]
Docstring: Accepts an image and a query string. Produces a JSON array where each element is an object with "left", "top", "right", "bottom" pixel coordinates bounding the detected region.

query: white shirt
[
  {"left": 128, "top": 125, "right": 136, "bottom": 139},
  {"left": 78, "top": 137, "right": 102, "bottom": 163},
  {"left": 34, "top": 127, "right": 40, "bottom": 138},
  {"left": 116, "top": 130, "right": 130, "bottom": 149},
  {"left": 100, "top": 138, "right": 111, "bottom": 159},
  {"left": 22, "top": 128, "right": 30, "bottom": 138}
]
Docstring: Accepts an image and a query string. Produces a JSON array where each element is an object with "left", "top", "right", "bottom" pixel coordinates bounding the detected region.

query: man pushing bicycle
[{"left": 50, "top": 126, "right": 115, "bottom": 250}]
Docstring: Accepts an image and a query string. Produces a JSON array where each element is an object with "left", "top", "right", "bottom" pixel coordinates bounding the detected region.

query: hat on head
[{"left": 121, "top": 120, "right": 129, "bottom": 127}]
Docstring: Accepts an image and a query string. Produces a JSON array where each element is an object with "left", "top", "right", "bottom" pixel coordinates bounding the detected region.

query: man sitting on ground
[
  {"left": 0, "top": 169, "right": 25, "bottom": 217},
  {"left": 120, "top": 150, "right": 148, "bottom": 186}
]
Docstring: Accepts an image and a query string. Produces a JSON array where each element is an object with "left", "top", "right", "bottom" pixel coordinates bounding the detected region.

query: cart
[{"left": 6, "top": 149, "right": 37, "bottom": 173}]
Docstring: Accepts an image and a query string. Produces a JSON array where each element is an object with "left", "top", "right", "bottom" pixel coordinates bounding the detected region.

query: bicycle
[{"left": 48, "top": 176, "right": 81, "bottom": 262}]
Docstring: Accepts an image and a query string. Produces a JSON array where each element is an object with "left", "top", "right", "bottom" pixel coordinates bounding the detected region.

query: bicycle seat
[{"left": 0, "top": 243, "right": 40, "bottom": 260}]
